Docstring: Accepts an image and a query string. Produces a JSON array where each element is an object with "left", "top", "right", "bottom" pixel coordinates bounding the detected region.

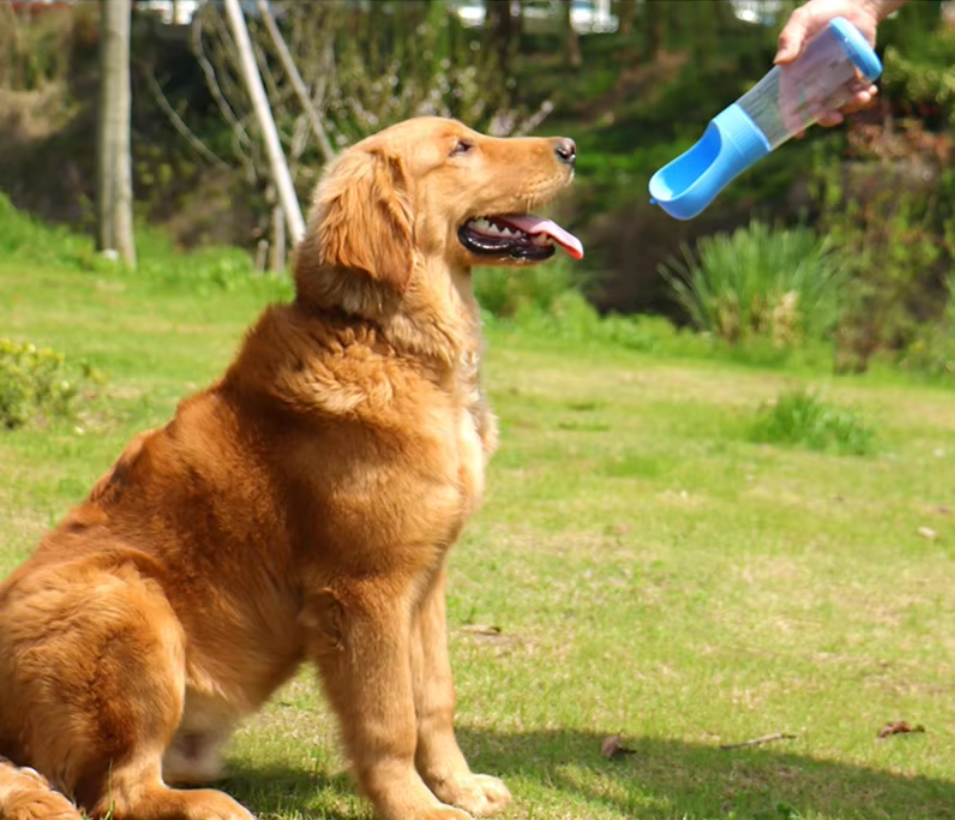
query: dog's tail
[{"left": 0, "top": 758, "right": 81, "bottom": 820}]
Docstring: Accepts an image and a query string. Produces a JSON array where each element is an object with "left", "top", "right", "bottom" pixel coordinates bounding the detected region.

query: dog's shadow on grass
[
  {"left": 457, "top": 727, "right": 954, "bottom": 820},
  {"left": 223, "top": 726, "right": 953, "bottom": 820}
]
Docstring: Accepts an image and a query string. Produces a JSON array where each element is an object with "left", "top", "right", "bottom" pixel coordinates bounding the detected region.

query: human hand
[{"left": 775, "top": 0, "right": 901, "bottom": 126}]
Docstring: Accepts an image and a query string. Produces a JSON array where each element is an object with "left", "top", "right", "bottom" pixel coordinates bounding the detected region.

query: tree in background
[
  {"left": 486, "top": 0, "right": 519, "bottom": 75},
  {"left": 645, "top": 0, "right": 665, "bottom": 59},
  {"left": 96, "top": 0, "right": 135, "bottom": 267},
  {"left": 617, "top": 0, "right": 638, "bottom": 36},
  {"left": 561, "top": 0, "right": 581, "bottom": 69}
]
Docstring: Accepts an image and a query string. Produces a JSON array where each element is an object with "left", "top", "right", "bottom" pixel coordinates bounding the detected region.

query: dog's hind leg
[
  {"left": 0, "top": 561, "right": 253, "bottom": 820},
  {"left": 410, "top": 567, "right": 510, "bottom": 818}
]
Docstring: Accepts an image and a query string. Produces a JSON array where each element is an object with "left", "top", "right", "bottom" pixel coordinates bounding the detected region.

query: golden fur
[{"left": 0, "top": 117, "right": 576, "bottom": 820}]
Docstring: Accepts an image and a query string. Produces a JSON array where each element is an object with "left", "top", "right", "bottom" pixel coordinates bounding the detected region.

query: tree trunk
[
  {"left": 691, "top": 0, "right": 719, "bottom": 74},
  {"left": 561, "top": 0, "right": 581, "bottom": 70},
  {"left": 96, "top": 0, "right": 135, "bottom": 267},
  {"left": 619, "top": 0, "right": 638, "bottom": 36},
  {"left": 486, "top": 0, "right": 515, "bottom": 73},
  {"left": 223, "top": 0, "right": 305, "bottom": 246},
  {"left": 646, "top": 0, "right": 665, "bottom": 59}
]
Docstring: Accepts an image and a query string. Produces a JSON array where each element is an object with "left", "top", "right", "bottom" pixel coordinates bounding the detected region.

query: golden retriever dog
[{"left": 0, "top": 116, "right": 581, "bottom": 820}]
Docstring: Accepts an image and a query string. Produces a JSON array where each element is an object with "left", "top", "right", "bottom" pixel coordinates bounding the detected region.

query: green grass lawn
[{"left": 2, "top": 258, "right": 955, "bottom": 820}]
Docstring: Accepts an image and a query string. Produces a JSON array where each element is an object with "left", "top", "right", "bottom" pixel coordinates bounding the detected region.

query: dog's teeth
[{"left": 468, "top": 218, "right": 535, "bottom": 241}]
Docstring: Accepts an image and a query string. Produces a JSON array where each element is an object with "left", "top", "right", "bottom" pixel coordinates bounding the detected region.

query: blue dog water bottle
[{"left": 648, "top": 17, "right": 882, "bottom": 221}]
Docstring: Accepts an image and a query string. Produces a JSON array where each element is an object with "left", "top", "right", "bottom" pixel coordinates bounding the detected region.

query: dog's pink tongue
[{"left": 506, "top": 215, "right": 584, "bottom": 260}]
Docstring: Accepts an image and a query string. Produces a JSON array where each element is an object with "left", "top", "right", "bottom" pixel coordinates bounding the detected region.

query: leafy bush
[
  {"left": 882, "top": 27, "right": 955, "bottom": 128},
  {"left": 901, "top": 325, "right": 955, "bottom": 380},
  {"left": 660, "top": 221, "right": 845, "bottom": 347},
  {"left": 473, "top": 256, "right": 584, "bottom": 318},
  {"left": 812, "top": 119, "right": 955, "bottom": 373},
  {"left": 0, "top": 339, "right": 100, "bottom": 429},
  {"left": 0, "top": 3, "right": 86, "bottom": 90},
  {"left": 750, "top": 387, "right": 876, "bottom": 456},
  {"left": 897, "top": 270, "right": 955, "bottom": 379}
]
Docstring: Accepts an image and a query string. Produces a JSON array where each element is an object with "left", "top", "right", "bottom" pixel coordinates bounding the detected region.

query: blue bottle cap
[
  {"left": 648, "top": 104, "right": 771, "bottom": 221},
  {"left": 829, "top": 17, "right": 882, "bottom": 81}
]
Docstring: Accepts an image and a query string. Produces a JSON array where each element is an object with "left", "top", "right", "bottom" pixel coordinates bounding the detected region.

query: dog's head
[{"left": 294, "top": 117, "right": 581, "bottom": 326}]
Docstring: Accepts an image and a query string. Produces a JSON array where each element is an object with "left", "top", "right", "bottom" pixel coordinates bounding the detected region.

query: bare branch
[
  {"left": 146, "top": 71, "right": 232, "bottom": 171},
  {"left": 191, "top": 12, "right": 252, "bottom": 152},
  {"left": 719, "top": 733, "right": 797, "bottom": 751},
  {"left": 254, "top": 0, "right": 336, "bottom": 163}
]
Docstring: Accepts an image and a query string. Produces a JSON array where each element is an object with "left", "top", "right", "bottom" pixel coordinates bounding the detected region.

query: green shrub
[
  {"left": 901, "top": 326, "right": 955, "bottom": 379},
  {"left": 473, "top": 256, "right": 583, "bottom": 318},
  {"left": 661, "top": 221, "right": 844, "bottom": 348},
  {"left": 882, "top": 27, "right": 955, "bottom": 128},
  {"left": 750, "top": 387, "right": 876, "bottom": 456},
  {"left": 898, "top": 271, "right": 955, "bottom": 379},
  {"left": 811, "top": 121, "right": 955, "bottom": 374},
  {"left": 0, "top": 339, "right": 99, "bottom": 430},
  {"left": 0, "top": 193, "right": 91, "bottom": 268}
]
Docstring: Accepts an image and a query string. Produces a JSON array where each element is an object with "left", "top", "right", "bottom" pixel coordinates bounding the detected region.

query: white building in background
[
  {"left": 136, "top": 1, "right": 202, "bottom": 25},
  {"left": 451, "top": 0, "right": 618, "bottom": 36},
  {"left": 727, "top": 0, "right": 783, "bottom": 26}
]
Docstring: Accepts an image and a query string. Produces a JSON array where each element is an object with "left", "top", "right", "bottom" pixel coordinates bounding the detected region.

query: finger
[
  {"left": 841, "top": 88, "right": 877, "bottom": 115},
  {"left": 775, "top": 9, "right": 809, "bottom": 64},
  {"left": 817, "top": 111, "right": 845, "bottom": 128}
]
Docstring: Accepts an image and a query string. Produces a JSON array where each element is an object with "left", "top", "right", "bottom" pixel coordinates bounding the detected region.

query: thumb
[{"left": 775, "top": 13, "right": 809, "bottom": 64}]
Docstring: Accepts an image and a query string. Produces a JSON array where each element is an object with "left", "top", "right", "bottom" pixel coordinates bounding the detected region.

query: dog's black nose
[{"left": 555, "top": 138, "right": 576, "bottom": 167}]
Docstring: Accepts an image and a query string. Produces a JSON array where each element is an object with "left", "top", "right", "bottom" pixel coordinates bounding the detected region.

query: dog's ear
[{"left": 310, "top": 147, "right": 415, "bottom": 294}]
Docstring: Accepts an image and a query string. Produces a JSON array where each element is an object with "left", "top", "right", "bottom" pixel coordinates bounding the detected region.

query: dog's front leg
[
  {"left": 305, "top": 584, "right": 472, "bottom": 820},
  {"left": 410, "top": 566, "right": 511, "bottom": 817}
]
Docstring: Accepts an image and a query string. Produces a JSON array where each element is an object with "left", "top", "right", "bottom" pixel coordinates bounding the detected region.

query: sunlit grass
[{"left": 2, "top": 250, "right": 955, "bottom": 820}]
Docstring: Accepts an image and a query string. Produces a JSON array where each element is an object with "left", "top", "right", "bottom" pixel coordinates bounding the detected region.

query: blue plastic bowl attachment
[{"left": 648, "top": 104, "right": 771, "bottom": 221}]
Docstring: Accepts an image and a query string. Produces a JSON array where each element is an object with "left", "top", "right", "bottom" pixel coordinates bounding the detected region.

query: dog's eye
[{"left": 450, "top": 139, "right": 475, "bottom": 157}]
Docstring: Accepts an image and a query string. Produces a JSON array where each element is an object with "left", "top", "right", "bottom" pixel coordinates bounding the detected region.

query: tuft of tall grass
[
  {"left": 661, "top": 220, "right": 845, "bottom": 348},
  {"left": 750, "top": 387, "right": 876, "bottom": 456}
]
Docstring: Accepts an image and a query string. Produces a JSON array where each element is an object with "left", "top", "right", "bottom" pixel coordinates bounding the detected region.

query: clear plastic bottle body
[{"left": 737, "top": 24, "right": 866, "bottom": 148}]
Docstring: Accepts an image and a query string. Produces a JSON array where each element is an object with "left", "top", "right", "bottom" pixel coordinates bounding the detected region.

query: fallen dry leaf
[
  {"left": 601, "top": 734, "right": 636, "bottom": 760},
  {"left": 917, "top": 527, "right": 937, "bottom": 540},
  {"left": 877, "top": 721, "right": 926, "bottom": 740},
  {"left": 939, "top": 505, "right": 951, "bottom": 515}
]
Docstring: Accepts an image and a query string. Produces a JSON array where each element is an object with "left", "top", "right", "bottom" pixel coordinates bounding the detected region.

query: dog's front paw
[{"left": 429, "top": 773, "right": 510, "bottom": 817}]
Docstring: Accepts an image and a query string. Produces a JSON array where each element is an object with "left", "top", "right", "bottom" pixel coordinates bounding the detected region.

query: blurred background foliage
[{"left": 2, "top": 0, "right": 955, "bottom": 378}]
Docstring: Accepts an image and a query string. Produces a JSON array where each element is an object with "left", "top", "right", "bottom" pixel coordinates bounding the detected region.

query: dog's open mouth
[{"left": 458, "top": 215, "right": 584, "bottom": 262}]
